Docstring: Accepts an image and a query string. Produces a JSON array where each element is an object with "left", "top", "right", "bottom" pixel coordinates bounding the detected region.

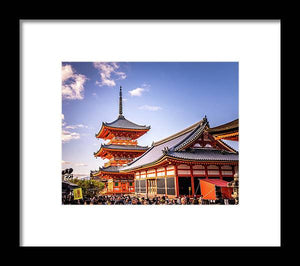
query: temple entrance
[
  {"left": 147, "top": 179, "right": 157, "bottom": 196},
  {"left": 178, "top": 177, "right": 191, "bottom": 196}
]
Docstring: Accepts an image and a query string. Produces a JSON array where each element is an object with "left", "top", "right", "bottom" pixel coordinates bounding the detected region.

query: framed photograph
[
  {"left": 20, "top": 20, "right": 281, "bottom": 247},
  {"left": 62, "top": 61, "right": 239, "bottom": 206}
]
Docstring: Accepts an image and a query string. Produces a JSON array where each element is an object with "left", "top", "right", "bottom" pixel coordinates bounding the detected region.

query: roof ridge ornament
[
  {"left": 203, "top": 115, "right": 210, "bottom": 127},
  {"left": 118, "top": 86, "right": 124, "bottom": 118},
  {"left": 162, "top": 146, "right": 169, "bottom": 155}
]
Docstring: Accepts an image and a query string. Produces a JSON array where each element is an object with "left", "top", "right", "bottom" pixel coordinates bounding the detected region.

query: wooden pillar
[
  {"left": 165, "top": 176, "right": 167, "bottom": 196},
  {"left": 155, "top": 168, "right": 158, "bottom": 195},
  {"left": 219, "top": 165, "right": 223, "bottom": 180},
  {"left": 205, "top": 164, "right": 208, "bottom": 179},
  {"left": 146, "top": 177, "right": 148, "bottom": 198},
  {"left": 190, "top": 165, "right": 195, "bottom": 196},
  {"left": 161, "top": 167, "right": 167, "bottom": 196},
  {"left": 174, "top": 164, "right": 179, "bottom": 197}
]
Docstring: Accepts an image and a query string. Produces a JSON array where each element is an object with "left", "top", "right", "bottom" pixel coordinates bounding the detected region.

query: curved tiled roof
[
  {"left": 172, "top": 121, "right": 207, "bottom": 151},
  {"left": 208, "top": 119, "right": 238, "bottom": 134},
  {"left": 94, "top": 144, "right": 149, "bottom": 156},
  {"left": 98, "top": 165, "right": 122, "bottom": 173},
  {"left": 100, "top": 144, "right": 149, "bottom": 150},
  {"left": 95, "top": 165, "right": 133, "bottom": 175},
  {"left": 168, "top": 149, "right": 238, "bottom": 161},
  {"left": 104, "top": 115, "right": 151, "bottom": 130}
]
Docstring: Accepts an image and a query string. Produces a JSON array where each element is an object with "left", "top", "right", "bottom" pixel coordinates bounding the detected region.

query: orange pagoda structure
[{"left": 91, "top": 86, "right": 150, "bottom": 194}]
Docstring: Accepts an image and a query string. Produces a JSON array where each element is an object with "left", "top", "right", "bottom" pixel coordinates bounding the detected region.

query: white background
[{"left": 20, "top": 20, "right": 280, "bottom": 246}]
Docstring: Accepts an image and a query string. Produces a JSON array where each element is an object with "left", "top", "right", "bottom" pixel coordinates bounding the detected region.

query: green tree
[{"left": 71, "top": 178, "right": 105, "bottom": 198}]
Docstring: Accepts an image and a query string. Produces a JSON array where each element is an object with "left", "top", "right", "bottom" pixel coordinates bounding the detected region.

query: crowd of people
[{"left": 62, "top": 192, "right": 236, "bottom": 205}]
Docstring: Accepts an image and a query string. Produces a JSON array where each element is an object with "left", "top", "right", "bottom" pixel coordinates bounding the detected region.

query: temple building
[
  {"left": 91, "top": 86, "right": 150, "bottom": 194},
  {"left": 120, "top": 116, "right": 239, "bottom": 200}
]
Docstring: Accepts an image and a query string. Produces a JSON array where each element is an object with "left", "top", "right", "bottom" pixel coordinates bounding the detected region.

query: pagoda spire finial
[{"left": 119, "top": 86, "right": 124, "bottom": 118}]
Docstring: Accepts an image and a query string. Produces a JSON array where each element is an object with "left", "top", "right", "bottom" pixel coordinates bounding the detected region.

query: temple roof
[
  {"left": 172, "top": 118, "right": 207, "bottom": 151},
  {"left": 121, "top": 117, "right": 238, "bottom": 171},
  {"left": 167, "top": 149, "right": 238, "bottom": 161},
  {"left": 92, "top": 165, "right": 134, "bottom": 177},
  {"left": 103, "top": 116, "right": 151, "bottom": 130},
  {"left": 94, "top": 144, "right": 149, "bottom": 157},
  {"left": 95, "top": 115, "right": 151, "bottom": 139},
  {"left": 100, "top": 144, "right": 149, "bottom": 151},
  {"left": 98, "top": 165, "right": 121, "bottom": 173},
  {"left": 208, "top": 119, "right": 238, "bottom": 134}
]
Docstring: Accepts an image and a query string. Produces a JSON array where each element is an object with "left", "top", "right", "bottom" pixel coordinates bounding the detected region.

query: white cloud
[
  {"left": 61, "top": 161, "right": 88, "bottom": 167},
  {"left": 62, "top": 64, "right": 87, "bottom": 100},
  {"left": 65, "top": 124, "right": 88, "bottom": 129},
  {"left": 62, "top": 160, "right": 72, "bottom": 165},
  {"left": 62, "top": 65, "right": 73, "bottom": 82},
  {"left": 129, "top": 83, "right": 150, "bottom": 96},
  {"left": 65, "top": 125, "right": 76, "bottom": 129},
  {"left": 129, "top": 87, "right": 145, "bottom": 96},
  {"left": 62, "top": 114, "right": 66, "bottom": 127},
  {"left": 75, "top": 163, "right": 88, "bottom": 167},
  {"left": 62, "top": 129, "right": 80, "bottom": 143},
  {"left": 93, "top": 62, "right": 126, "bottom": 87},
  {"left": 138, "top": 105, "right": 162, "bottom": 111},
  {"left": 77, "top": 124, "right": 88, "bottom": 128},
  {"left": 62, "top": 114, "right": 86, "bottom": 143}
]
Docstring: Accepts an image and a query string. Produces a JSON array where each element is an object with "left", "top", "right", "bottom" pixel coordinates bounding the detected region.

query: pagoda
[{"left": 91, "top": 86, "right": 150, "bottom": 194}]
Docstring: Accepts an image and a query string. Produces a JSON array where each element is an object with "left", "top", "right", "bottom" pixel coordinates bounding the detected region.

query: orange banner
[{"left": 200, "top": 180, "right": 216, "bottom": 200}]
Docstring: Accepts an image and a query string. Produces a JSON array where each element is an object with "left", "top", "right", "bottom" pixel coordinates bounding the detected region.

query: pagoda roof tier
[
  {"left": 105, "top": 115, "right": 150, "bottom": 130},
  {"left": 120, "top": 116, "right": 238, "bottom": 171},
  {"left": 91, "top": 165, "right": 133, "bottom": 179},
  {"left": 97, "top": 165, "right": 121, "bottom": 173},
  {"left": 94, "top": 144, "right": 149, "bottom": 158},
  {"left": 101, "top": 144, "right": 149, "bottom": 150},
  {"left": 96, "top": 115, "right": 150, "bottom": 139}
]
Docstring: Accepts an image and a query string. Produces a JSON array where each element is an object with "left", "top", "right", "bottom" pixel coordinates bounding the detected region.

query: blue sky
[{"left": 62, "top": 62, "right": 238, "bottom": 177}]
